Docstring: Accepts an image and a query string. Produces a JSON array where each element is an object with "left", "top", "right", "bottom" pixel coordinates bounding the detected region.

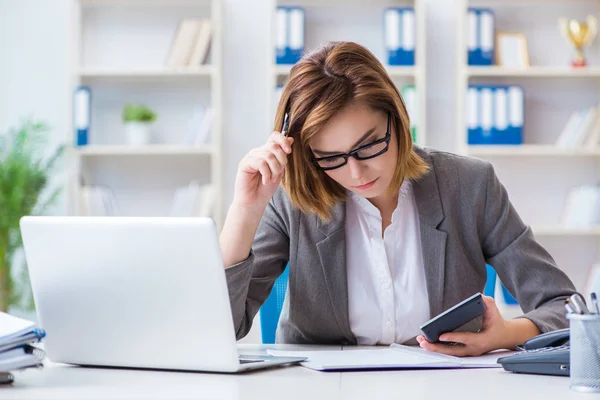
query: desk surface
[{"left": 0, "top": 345, "right": 587, "bottom": 400}]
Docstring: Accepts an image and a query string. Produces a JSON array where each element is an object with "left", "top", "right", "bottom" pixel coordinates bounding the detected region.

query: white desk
[{"left": 0, "top": 345, "right": 588, "bottom": 400}]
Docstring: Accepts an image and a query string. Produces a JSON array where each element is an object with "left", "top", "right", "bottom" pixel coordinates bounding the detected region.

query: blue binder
[
  {"left": 384, "top": 7, "right": 415, "bottom": 66},
  {"left": 276, "top": 7, "right": 305, "bottom": 65},
  {"left": 468, "top": 8, "right": 495, "bottom": 66},
  {"left": 73, "top": 85, "right": 91, "bottom": 146},
  {"left": 467, "top": 84, "right": 524, "bottom": 145}
]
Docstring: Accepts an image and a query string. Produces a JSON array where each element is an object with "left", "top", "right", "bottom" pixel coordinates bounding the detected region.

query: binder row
[
  {"left": 467, "top": 8, "right": 495, "bottom": 66},
  {"left": 276, "top": 7, "right": 416, "bottom": 66},
  {"left": 467, "top": 85, "right": 524, "bottom": 145}
]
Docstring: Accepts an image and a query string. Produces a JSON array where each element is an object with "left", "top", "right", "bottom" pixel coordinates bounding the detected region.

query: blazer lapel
[
  {"left": 412, "top": 147, "right": 447, "bottom": 318},
  {"left": 316, "top": 202, "right": 357, "bottom": 344}
]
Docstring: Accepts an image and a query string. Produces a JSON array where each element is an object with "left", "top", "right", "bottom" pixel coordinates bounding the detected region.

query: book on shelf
[
  {"left": 166, "top": 18, "right": 213, "bottom": 68},
  {"left": 555, "top": 105, "right": 600, "bottom": 149},
  {"left": 184, "top": 105, "right": 213, "bottom": 146},
  {"left": 170, "top": 181, "right": 215, "bottom": 218},
  {"left": 401, "top": 85, "right": 418, "bottom": 142},
  {"left": 561, "top": 184, "right": 600, "bottom": 228},
  {"left": 79, "top": 185, "right": 121, "bottom": 217}
]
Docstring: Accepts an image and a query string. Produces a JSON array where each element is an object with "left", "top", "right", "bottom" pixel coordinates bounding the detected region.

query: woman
[{"left": 220, "top": 41, "right": 577, "bottom": 356}]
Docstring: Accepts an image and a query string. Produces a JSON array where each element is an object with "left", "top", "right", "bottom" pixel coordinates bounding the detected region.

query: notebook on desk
[{"left": 267, "top": 344, "right": 516, "bottom": 371}]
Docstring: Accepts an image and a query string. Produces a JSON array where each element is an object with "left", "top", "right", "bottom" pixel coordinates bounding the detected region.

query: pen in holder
[{"left": 566, "top": 293, "right": 600, "bottom": 393}]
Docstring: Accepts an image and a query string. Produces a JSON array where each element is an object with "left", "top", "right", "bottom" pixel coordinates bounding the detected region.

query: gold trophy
[{"left": 559, "top": 16, "right": 598, "bottom": 67}]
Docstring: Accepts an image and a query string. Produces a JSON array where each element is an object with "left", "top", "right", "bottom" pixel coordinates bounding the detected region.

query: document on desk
[{"left": 267, "top": 344, "right": 516, "bottom": 371}]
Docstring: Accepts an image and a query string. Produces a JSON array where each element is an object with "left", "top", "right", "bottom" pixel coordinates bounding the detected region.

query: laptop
[{"left": 19, "top": 216, "right": 306, "bottom": 373}]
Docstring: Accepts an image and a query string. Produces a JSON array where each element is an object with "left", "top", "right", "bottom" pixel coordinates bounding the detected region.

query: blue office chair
[
  {"left": 485, "top": 264, "right": 518, "bottom": 305},
  {"left": 259, "top": 265, "right": 289, "bottom": 344}
]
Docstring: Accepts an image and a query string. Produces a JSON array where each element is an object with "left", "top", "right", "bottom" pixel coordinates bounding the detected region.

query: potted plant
[
  {"left": 122, "top": 104, "right": 157, "bottom": 145},
  {"left": 0, "top": 119, "right": 64, "bottom": 313}
]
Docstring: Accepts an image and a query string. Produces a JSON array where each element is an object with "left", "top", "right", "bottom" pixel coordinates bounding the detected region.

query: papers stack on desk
[{"left": 0, "top": 312, "right": 46, "bottom": 382}]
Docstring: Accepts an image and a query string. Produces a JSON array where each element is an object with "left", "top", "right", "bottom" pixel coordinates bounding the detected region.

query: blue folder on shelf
[
  {"left": 384, "top": 7, "right": 415, "bottom": 66},
  {"left": 73, "top": 85, "right": 91, "bottom": 146},
  {"left": 275, "top": 6, "right": 305, "bottom": 65},
  {"left": 468, "top": 8, "right": 495, "bottom": 66},
  {"left": 467, "top": 84, "right": 524, "bottom": 145}
]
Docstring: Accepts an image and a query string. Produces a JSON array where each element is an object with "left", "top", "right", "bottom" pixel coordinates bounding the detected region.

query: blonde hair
[{"left": 275, "top": 41, "right": 429, "bottom": 220}]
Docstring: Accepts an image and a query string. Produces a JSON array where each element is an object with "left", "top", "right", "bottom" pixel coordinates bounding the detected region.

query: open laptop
[{"left": 19, "top": 216, "right": 306, "bottom": 373}]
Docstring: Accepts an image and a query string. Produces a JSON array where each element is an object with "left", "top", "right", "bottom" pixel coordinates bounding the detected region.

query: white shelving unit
[
  {"left": 266, "top": 0, "right": 427, "bottom": 147},
  {"left": 456, "top": 0, "right": 600, "bottom": 292},
  {"left": 67, "top": 0, "right": 224, "bottom": 228}
]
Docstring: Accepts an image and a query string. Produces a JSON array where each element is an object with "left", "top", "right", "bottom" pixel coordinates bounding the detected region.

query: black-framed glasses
[{"left": 311, "top": 113, "right": 391, "bottom": 171}]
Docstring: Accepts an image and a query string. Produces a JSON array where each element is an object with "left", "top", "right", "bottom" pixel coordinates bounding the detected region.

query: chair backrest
[
  {"left": 259, "top": 266, "right": 289, "bottom": 344},
  {"left": 485, "top": 264, "right": 518, "bottom": 305}
]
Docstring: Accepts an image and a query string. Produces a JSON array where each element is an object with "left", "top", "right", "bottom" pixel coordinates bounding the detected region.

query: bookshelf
[
  {"left": 67, "top": 0, "right": 224, "bottom": 227},
  {"left": 456, "top": 0, "right": 600, "bottom": 297},
  {"left": 266, "top": 0, "right": 427, "bottom": 147}
]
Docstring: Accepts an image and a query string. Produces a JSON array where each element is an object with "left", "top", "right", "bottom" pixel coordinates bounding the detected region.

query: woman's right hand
[{"left": 233, "top": 131, "right": 294, "bottom": 212}]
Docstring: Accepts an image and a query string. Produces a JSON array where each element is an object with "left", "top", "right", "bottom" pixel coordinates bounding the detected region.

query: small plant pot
[{"left": 124, "top": 122, "right": 152, "bottom": 145}]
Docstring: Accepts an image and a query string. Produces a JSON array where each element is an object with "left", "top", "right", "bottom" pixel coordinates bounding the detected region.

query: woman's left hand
[{"left": 416, "top": 295, "right": 515, "bottom": 357}]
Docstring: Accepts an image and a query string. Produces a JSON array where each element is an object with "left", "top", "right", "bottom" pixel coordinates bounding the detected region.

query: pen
[
  {"left": 569, "top": 293, "right": 590, "bottom": 315},
  {"left": 564, "top": 299, "right": 576, "bottom": 314},
  {"left": 592, "top": 292, "right": 600, "bottom": 314},
  {"left": 281, "top": 113, "right": 289, "bottom": 137}
]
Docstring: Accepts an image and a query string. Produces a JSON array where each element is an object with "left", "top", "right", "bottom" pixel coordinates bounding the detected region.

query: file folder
[
  {"left": 384, "top": 8, "right": 415, "bottom": 66},
  {"left": 467, "top": 85, "right": 524, "bottom": 145},
  {"left": 468, "top": 8, "right": 495, "bottom": 66},
  {"left": 73, "top": 86, "right": 91, "bottom": 146},
  {"left": 401, "top": 85, "right": 418, "bottom": 142},
  {"left": 276, "top": 7, "right": 305, "bottom": 65}
]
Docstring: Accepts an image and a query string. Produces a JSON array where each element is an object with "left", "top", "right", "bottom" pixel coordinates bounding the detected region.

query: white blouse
[{"left": 345, "top": 181, "right": 431, "bottom": 345}]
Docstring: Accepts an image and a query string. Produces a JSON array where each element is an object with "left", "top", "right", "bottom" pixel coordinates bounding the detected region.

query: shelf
[
  {"left": 466, "top": 66, "right": 600, "bottom": 78},
  {"left": 467, "top": 145, "right": 600, "bottom": 157},
  {"left": 274, "top": 64, "right": 417, "bottom": 78},
  {"left": 80, "top": 0, "right": 212, "bottom": 6},
  {"left": 73, "top": 145, "right": 215, "bottom": 156},
  {"left": 78, "top": 67, "right": 216, "bottom": 79},
  {"left": 532, "top": 225, "right": 600, "bottom": 236}
]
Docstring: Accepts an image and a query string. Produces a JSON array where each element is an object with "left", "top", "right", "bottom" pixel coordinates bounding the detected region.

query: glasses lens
[
  {"left": 356, "top": 141, "right": 388, "bottom": 159},
  {"left": 316, "top": 156, "right": 346, "bottom": 169}
]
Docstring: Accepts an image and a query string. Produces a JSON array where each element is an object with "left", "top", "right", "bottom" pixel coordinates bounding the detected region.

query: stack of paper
[{"left": 0, "top": 312, "right": 46, "bottom": 382}]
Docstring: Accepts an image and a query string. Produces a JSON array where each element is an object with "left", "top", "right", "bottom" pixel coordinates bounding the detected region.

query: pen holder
[{"left": 567, "top": 313, "right": 600, "bottom": 393}]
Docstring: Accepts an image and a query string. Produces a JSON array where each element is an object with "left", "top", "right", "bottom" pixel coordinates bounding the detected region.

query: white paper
[
  {"left": 0, "top": 312, "right": 36, "bottom": 344},
  {"left": 267, "top": 345, "right": 513, "bottom": 371}
]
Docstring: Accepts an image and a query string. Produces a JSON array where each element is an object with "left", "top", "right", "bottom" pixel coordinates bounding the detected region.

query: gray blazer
[{"left": 225, "top": 146, "right": 577, "bottom": 345}]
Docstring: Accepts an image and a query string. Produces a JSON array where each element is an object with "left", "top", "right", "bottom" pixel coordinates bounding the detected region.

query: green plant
[
  {"left": 122, "top": 104, "right": 157, "bottom": 123},
  {"left": 0, "top": 119, "right": 64, "bottom": 312}
]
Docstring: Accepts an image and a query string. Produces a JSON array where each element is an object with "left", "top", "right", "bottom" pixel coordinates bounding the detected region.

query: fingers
[
  {"left": 417, "top": 336, "right": 472, "bottom": 357},
  {"left": 268, "top": 131, "right": 294, "bottom": 154},
  {"left": 240, "top": 134, "right": 295, "bottom": 185},
  {"left": 439, "top": 331, "right": 478, "bottom": 344}
]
